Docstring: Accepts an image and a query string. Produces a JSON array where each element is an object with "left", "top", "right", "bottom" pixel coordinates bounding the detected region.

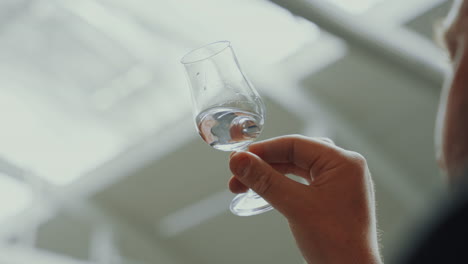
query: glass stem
[{"left": 246, "top": 189, "right": 260, "bottom": 198}]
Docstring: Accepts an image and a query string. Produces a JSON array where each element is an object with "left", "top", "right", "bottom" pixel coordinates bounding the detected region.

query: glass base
[{"left": 229, "top": 190, "right": 274, "bottom": 216}]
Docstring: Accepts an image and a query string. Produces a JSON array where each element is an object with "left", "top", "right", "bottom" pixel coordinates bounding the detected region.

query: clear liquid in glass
[{"left": 196, "top": 106, "right": 263, "bottom": 151}]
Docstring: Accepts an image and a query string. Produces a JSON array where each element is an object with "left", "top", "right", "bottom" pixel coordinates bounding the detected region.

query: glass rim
[{"left": 180, "top": 41, "right": 231, "bottom": 64}]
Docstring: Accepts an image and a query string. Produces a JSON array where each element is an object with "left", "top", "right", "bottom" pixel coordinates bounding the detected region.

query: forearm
[
  {"left": 291, "top": 224, "right": 382, "bottom": 264},
  {"left": 301, "top": 240, "right": 382, "bottom": 264}
]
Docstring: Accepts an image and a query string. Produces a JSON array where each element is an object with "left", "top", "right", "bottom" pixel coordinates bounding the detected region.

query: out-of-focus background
[{"left": 0, "top": 0, "right": 453, "bottom": 263}]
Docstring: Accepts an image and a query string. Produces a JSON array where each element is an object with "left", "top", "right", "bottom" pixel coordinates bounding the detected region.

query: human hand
[{"left": 229, "top": 135, "right": 382, "bottom": 264}]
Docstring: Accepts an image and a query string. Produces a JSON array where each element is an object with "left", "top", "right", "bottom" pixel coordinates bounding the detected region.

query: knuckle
[
  {"left": 288, "top": 133, "right": 303, "bottom": 138},
  {"left": 346, "top": 151, "right": 367, "bottom": 165},
  {"left": 287, "top": 134, "right": 307, "bottom": 141},
  {"left": 344, "top": 151, "right": 368, "bottom": 173},
  {"left": 319, "top": 137, "right": 335, "bottom": 145}
]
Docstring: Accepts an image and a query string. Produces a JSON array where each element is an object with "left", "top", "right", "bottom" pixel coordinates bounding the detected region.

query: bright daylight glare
[
  {"left": 324, "top": 0, "right": 385, "bottom": 14},
  {"left": 0, "top": 173, "right": 33, "bottom": 221},
  {"left": 0, "top": 0, "right": 319, "bottom": 186}
]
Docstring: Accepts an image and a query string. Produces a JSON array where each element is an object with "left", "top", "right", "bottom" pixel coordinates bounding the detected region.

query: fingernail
[{"left": 234, "top": 155, "right": 251, "bottom": 177}]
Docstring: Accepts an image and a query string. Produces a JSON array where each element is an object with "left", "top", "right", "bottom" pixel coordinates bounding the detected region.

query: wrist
[
  {"left": 305, "top": 242, "right": 382, "bottom": 264},
  {"left": 296, "top": 228, "right": 382, "bottom": 264}
]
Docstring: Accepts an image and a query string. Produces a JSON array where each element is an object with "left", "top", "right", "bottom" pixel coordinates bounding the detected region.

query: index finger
[{"left": 248, "top": 135, "right": 346, "bottom": 171}]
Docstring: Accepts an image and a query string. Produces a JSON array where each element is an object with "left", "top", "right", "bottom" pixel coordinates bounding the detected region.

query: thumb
[{"left": 229, "top": 151, "right": 308, "bottom": 214}]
